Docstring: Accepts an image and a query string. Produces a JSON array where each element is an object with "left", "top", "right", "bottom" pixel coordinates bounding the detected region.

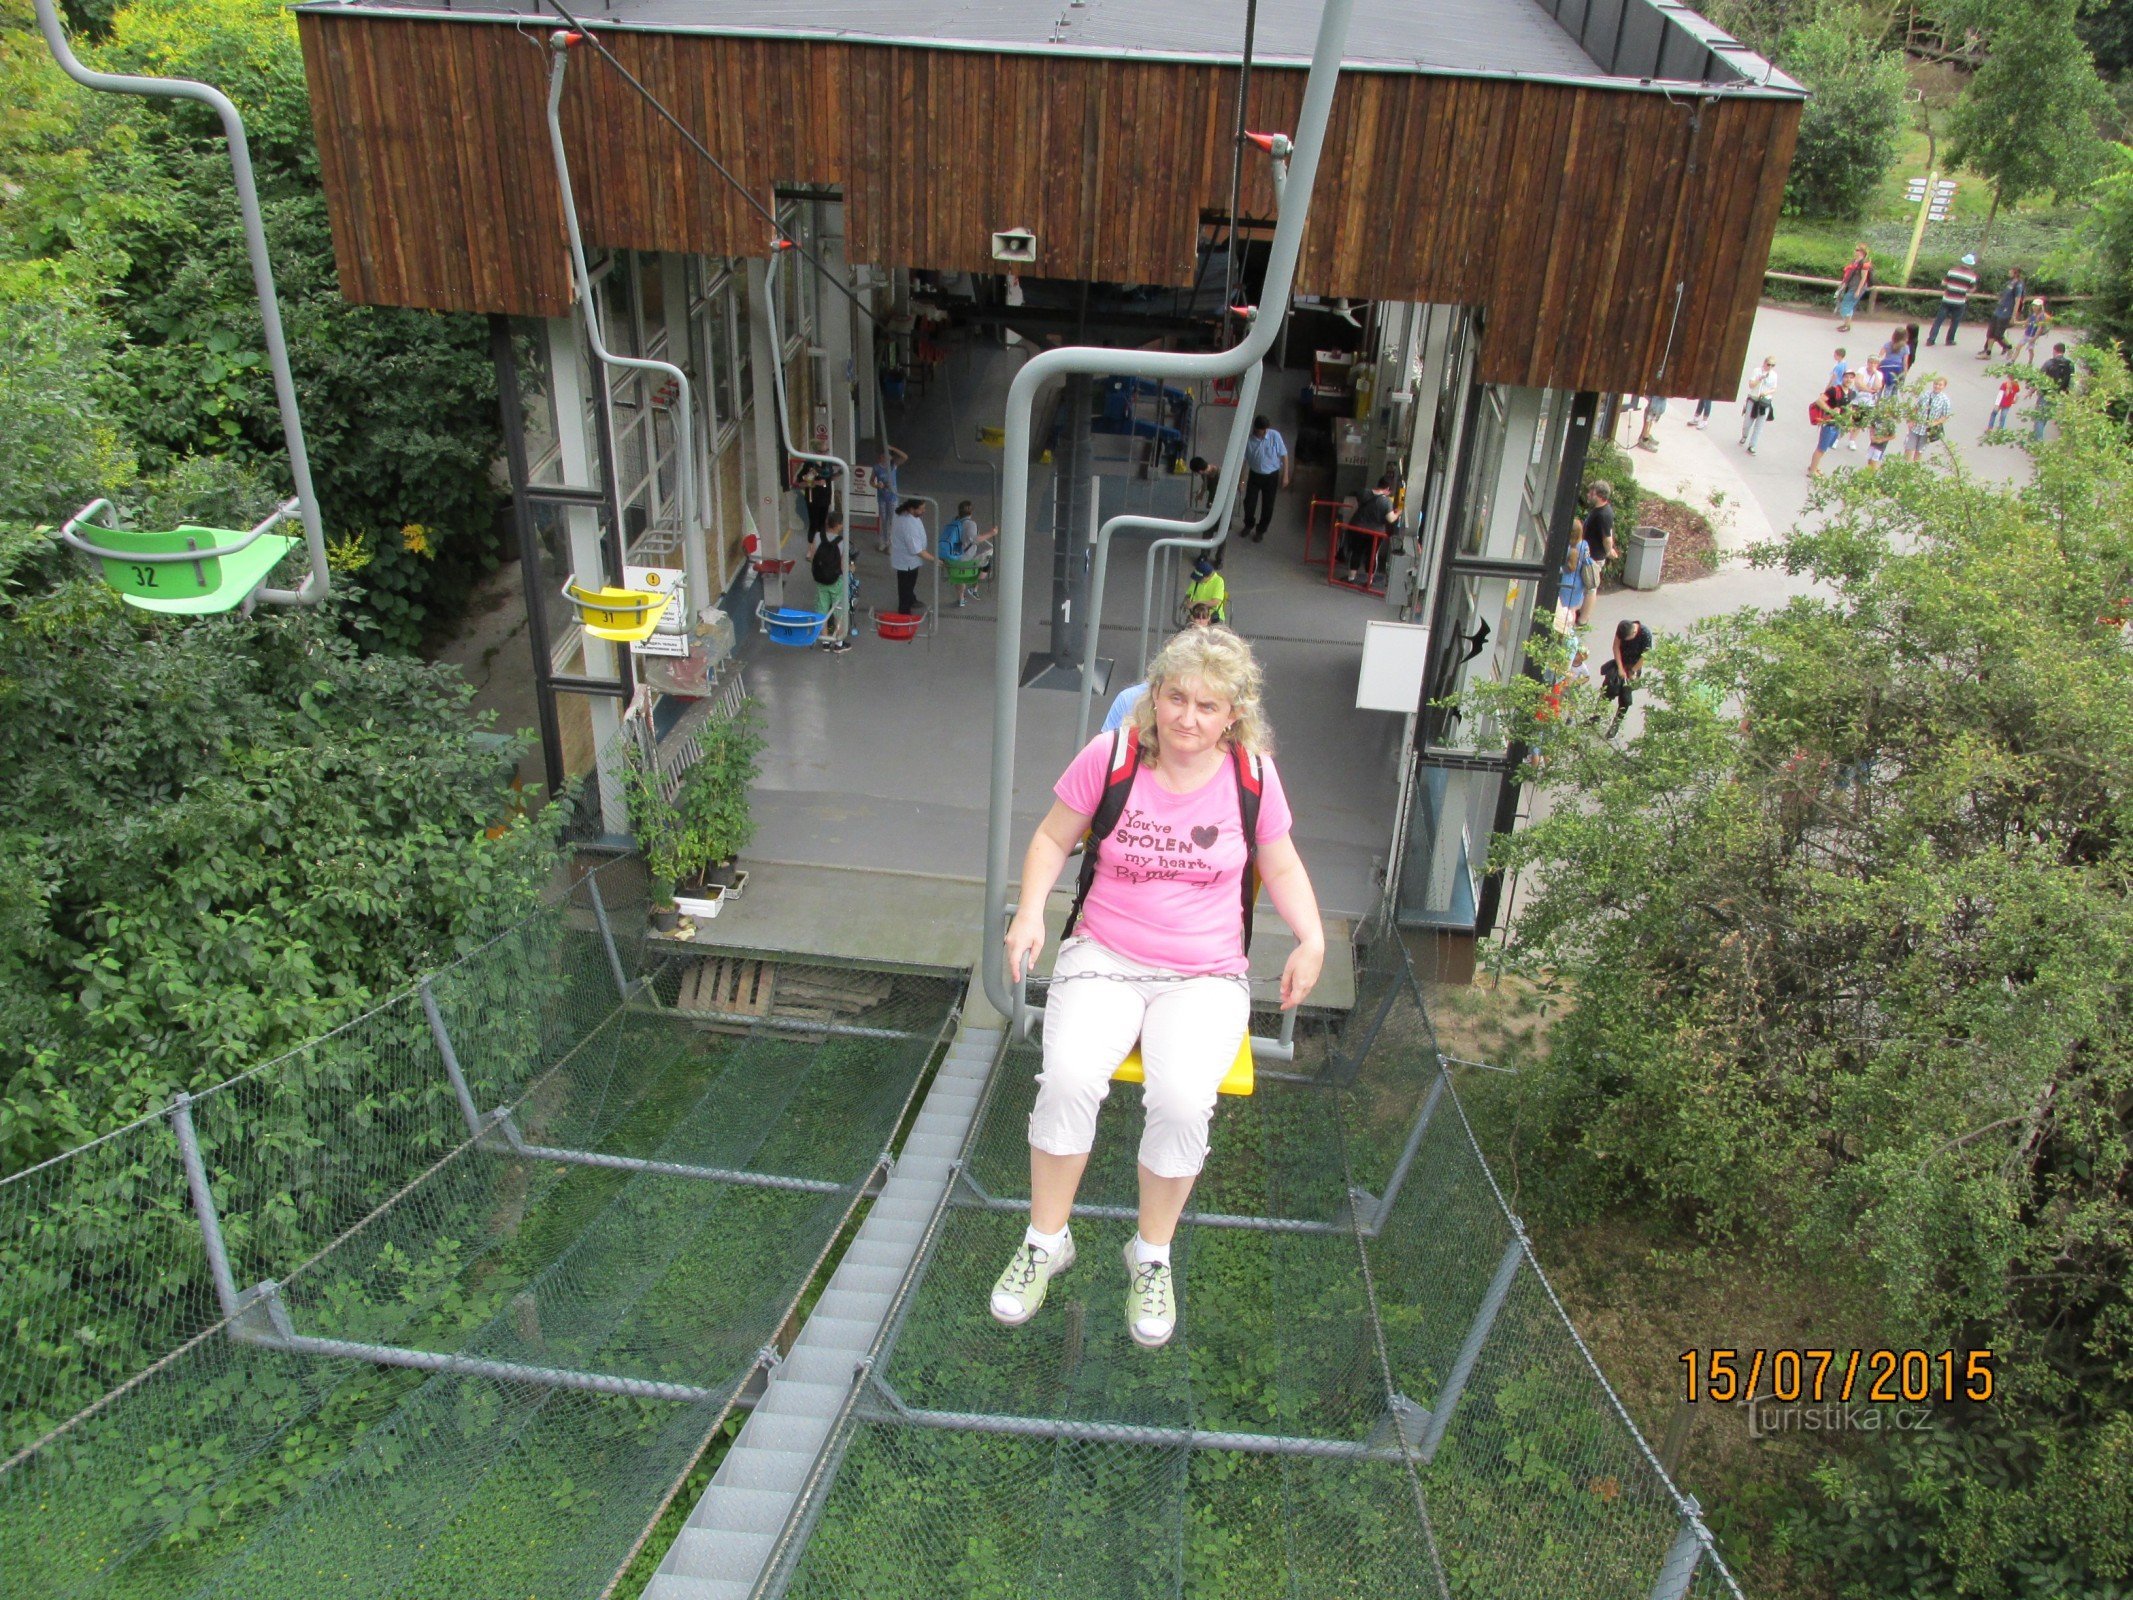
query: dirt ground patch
[{"left": 1637, "top": 492, "right": 1722, "bottom": 583}]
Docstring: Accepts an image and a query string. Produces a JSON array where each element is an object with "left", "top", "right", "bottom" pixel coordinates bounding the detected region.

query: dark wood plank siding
[{"left": 296, "top": 13, "right": 1797, "bottom": 396}]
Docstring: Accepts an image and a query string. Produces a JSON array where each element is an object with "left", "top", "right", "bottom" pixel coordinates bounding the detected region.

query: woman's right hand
[{"left": 1004, "top": 908, "right": 1048, "bottom": 984}]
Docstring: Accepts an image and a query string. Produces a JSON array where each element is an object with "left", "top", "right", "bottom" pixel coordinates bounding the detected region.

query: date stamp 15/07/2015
[{"left": 1679, "top": 1348, "right": 1996, "bottom": 1406}]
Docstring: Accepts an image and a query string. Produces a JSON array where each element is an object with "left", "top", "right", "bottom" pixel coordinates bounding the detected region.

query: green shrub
[{"left": 1777, "top": 6, "right": 1909, "bottom": 221}]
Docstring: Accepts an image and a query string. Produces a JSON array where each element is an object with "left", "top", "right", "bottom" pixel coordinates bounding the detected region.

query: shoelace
[
  {"left": 1129, "top": 1260, "right": 1170, "bottom": 1316},
  {"left": 1003, "top": 1244, "right": 1046, "bottom": 1297}
]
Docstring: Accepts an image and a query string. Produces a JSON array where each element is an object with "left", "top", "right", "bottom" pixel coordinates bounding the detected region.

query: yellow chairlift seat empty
[
  {"left": 1112, "top": 1032, "right": 1256, "bottom": 1098},
  {"left": 564, "top": 580, "right": 674, "bottom": 643}
]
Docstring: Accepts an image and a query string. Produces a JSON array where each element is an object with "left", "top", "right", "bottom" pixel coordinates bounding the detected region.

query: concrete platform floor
[{"left": 741, "top": 338, "right": 1405, "bottom": 923}]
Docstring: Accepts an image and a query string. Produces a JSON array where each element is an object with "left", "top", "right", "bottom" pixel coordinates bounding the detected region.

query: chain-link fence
[
  {"left": 765, "top": 920, "right": 1747, "bottom": 1600},
  {"left": 0, "top": 856, "right": 963, "bottom": 1600}
]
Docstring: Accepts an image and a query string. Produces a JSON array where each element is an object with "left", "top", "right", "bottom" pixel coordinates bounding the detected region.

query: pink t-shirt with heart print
[{"left": 1054, "top": 733, "right": 1294, "bottom": 976}]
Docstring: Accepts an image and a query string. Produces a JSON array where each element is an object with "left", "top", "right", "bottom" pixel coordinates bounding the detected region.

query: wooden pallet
[{"left": 676, "top": 956, "right": 775, "bottom": 1018}]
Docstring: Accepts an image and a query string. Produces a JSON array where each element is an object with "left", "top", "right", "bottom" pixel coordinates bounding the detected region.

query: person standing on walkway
[
  {"left": 1836, "top": 244, "right": 1873, "bottom": 332},
  {"left": 939, "top": 499, "right": 994, "bottom": 605},
  {"left": 1927, "top": 255, "right": 1978, "bottom": 346},
  {"left": 1808, "top": 374, "right": 1850, "bottom": 476},
  {"left": 1634, "top": 395, "right": 1668, "bottom": 449},
  {"left": 888, "top": 496, "right": 932, "bottom": 614},
  {"left": 996, "top": 627, "right": 1324, "bottom": 1350},
  {"left": 1240, "top": 415, "right": 1290, "bottom": 543},
  {"left": 1600, "top": 618, "right": 1653, "bottom": 739},
  {"left": 1986, "top": 375, "right": 2022, "bottom": 433},
  {"left": 1557, "top": 523, "right": 1593, "bottom": 629},
  {"left": 1582, "top": 480, "right": 1618, "bottom": 592},
  {"left": 1740, "top": 356, "right": 1778, "bottom": 453},
  {"left": 1342, "top": 474, "right": 1395, "bottom": 585},
  {"left": 2018, "top": 298, "right": 2052, "bottom": 364},
  {"left": 1980, "top": 267, "right": 2025, "bottom": 359},
  {"left": 1877, "top": 332, "right": 1909, "bottom": 399},
  {"left": 795, "top": 461, "right": 834, "bottom": 539},
  {"left": 808, "top": 512, "right": 852, "bottom": 653},
  {"left": 2034, "top": 343, "right": 2076, "bottom": 440},
  {"left": 869, "top": 442, "right": 908, "bottom": 551},
  {"left": 1865, "top": 390, "right": 1900, "bottom": 467},
  {"left": 1845, "top": 359, "right": 1884, "bottom": 451},
  {"left": 1905, "top": 376, "right": 1953, "bottom": 461},
  {"left": 1184, "top": 555, "right": 1229, "bottom": 626}
]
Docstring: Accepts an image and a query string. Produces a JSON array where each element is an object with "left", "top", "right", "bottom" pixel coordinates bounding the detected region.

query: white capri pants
[{"left": 1028, "top": 938, "right": 1252, "bottom": 1179}]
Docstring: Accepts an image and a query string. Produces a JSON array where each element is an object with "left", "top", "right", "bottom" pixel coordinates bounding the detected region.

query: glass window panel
[
  {"left": 716, "top": 439, "right": 746, "bottom": 581},
  {"left": 1424, "top": 566, "right": 1543, "bottom": 755},
  {"left": 1398, "top": 765, "right": 1504, "bottom": 928},
  {"left": 1456, "top": 387, "right": 1508, "bottom": 560},
  {"left": 733, "top": 265, "right": 754, "bottom": 416},
  {"left": 639, "top": 251, "right": 665, "bottom": 340}
]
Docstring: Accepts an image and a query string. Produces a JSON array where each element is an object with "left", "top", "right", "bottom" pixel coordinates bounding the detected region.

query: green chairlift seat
[{"left": 61, "top": 499, "right": 301, "bottom": 616}]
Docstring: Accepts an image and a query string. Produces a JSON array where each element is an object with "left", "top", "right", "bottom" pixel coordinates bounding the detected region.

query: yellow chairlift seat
[
  {"left": 564, "top": 580, "right": 674, "bottom": 643},
  {"left": 1112, "top": 1032, "right": 1256, "bottom": 1097}
]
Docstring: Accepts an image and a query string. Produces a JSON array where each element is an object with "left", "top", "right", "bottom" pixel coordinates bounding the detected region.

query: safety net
[
  {"left": 758, "top": 925, "right": 1748, "bottom": 1600},
  {"left": 0, "top": 856, "right": 962, "bottom": 1600}
]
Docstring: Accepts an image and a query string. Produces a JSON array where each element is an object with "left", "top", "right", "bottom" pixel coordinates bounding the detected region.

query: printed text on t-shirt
[{"left": 1107, "top": 807, "right": 1218, "bottom": 884}]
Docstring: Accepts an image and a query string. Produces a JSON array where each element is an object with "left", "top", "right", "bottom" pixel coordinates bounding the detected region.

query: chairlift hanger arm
[{"left": 32, "top": 0, "right": 327, "bottom": 606}]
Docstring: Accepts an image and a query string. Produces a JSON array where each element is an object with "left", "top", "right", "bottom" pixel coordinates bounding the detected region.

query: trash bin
[{"left": 1623, "top": 525, "right": 1668, "bottom": 591}]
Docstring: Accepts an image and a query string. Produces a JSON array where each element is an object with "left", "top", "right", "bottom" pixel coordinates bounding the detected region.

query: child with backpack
[
  {"left": 808, "top": 513, "right": 852, "bottom": 652},
  {"left": 938, "top": 499, "right": 995, "bottom": 605}
]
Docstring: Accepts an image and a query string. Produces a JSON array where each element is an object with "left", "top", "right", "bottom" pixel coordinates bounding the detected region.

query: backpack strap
[
  {"left": 1062, "top": 729, "right": 1141, "bottom": 941},
  {"left": 1234, "top": 743, "right": 1265, "bottom": 955}
]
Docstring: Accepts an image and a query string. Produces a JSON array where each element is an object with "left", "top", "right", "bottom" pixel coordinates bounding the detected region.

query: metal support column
[
  {"left": 1021, "top": 377, "right": 1095, "bottom": 690},
  {"left": 169, "top": 1093, "right": 242, "bottom": 1321},
  {"left": 585, "top": 871, "right": 632, "bottom": 999},
  {"left": 1352, "top": 1066, "right": 1446, "bottom": 1232},
  {"left": 1648, "top": 1499, "right": 1709, "bottom": 1600},
  {"left": 1417, "top": 1232, "right": 1524, "bottom": 1463}
]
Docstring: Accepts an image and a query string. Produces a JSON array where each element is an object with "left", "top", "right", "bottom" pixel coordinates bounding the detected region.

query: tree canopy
[
  {"left": 0, "top": 0, "right": 504, "bottom": 648},
  {"left": 1947, "top": 0, "right": 2116, "bottom": 229},
  {"left": 0, "top": 529, "right": 559, "bottom": 1173},
  {"left": 1483, "top": 351, "right": 2133, "bottom": 1595},
  {"left": 1778, "top": 3, "right": 1912, "bottom": 221}
]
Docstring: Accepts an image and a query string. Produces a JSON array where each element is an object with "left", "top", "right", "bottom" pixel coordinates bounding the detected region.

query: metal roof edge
[{"left": 289, "top": 0, "right": 1808, "bottom": 98}]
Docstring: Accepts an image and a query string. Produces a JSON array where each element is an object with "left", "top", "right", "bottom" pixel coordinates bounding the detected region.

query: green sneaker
[
  {"left": 1123, "top": 1241, "right": 1177, "bottom": 1349},
  {"left": 990, "top": 1231, "right": 1075, "bottom": 1326}
]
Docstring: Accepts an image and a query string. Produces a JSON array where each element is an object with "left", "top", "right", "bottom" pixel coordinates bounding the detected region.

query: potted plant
[
  {"left": 621, "top": 753, "right": 691, "bottom": 933},
  {"left": 677, "top": 705, "right": 765, "bottom": 901}
]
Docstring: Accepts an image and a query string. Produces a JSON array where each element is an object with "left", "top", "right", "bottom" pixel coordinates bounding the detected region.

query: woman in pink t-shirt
[{"left": 993, "top": 628, "right": 1326, "bottom": 1348}]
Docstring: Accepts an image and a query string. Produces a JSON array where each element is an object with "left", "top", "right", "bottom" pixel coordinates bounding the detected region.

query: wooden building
[{"left": 296, "top": 0, "right": 1798, "bottom": 395}]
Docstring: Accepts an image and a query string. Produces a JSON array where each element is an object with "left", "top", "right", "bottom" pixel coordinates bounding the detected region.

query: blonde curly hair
[{"left": 1128, "top": 626, "right": 1273, "bottom": 758}]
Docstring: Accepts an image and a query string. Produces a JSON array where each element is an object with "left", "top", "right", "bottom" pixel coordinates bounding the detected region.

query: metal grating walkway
[{"left": 641, "top": 1012, "right": 1005, "bottom": 1599}]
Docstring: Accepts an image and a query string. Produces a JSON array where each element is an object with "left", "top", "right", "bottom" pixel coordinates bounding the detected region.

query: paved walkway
[
  {"left": 1503, "top": 300, "right": 2054, "bottom": 929},
  {"left": 1606, "top": 298, "right": 2043, "bottom": 561}
]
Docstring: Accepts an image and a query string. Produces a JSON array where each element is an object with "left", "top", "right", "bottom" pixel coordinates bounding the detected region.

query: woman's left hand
[{"left": 1279, "top": 940, "right": 1324, "bottom": 1011}]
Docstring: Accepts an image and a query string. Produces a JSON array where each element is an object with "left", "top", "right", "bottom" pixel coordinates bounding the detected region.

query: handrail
[
  {"left": 981, "top": 0, "right": 1357, "bottom": 1027},
  {"left": 60, "top": 496, "right": 299, "bottom": 565},
  {"left": 764, "top": 240, "right": 854, "bottom": 642},
  {"left": 33, "top": 0, "right": 327, "bottom": 606},
  {"left": 545, "top": 33, "right": 700, "bottom": 618}
]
